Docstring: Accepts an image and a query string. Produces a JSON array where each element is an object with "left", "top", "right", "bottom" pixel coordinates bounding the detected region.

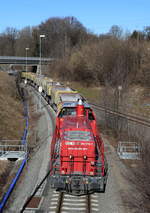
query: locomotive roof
[{"left": 61, "top": 116, "right": 92, "bottom": 131}]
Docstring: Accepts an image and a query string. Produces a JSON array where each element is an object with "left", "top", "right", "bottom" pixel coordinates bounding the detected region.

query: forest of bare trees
[
  {"left": 0, "top": 17, "right": 89, "bottom": 57},
  {"left": 0, "top": 17, "right": 149, "bottom": 88}
]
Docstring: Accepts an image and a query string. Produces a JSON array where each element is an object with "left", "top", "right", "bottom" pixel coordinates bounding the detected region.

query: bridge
[{"left": 0, "top": 56, "right": 54, "bottom": 65}]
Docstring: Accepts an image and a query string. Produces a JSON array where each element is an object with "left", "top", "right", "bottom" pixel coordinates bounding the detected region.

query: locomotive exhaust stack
[{"left": 76, "top": 99, "right": 84, "bottom": 116}]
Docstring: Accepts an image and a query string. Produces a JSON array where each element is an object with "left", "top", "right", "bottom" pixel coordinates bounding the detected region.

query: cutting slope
[
  {"left": 0, "top": 71, "right": 24, "bottom": 199},
  {"left": 0, "top": 72, "right": 24, "bottom": 139}
]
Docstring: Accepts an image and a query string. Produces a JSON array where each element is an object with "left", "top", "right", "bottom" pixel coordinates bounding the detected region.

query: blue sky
[{"left": 0, "top": 0, "right": 150, "bottom": 34}]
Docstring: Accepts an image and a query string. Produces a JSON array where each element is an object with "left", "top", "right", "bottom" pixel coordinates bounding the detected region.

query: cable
[{"left": 20, "top": 169, "right": 51, "bottom": 213}]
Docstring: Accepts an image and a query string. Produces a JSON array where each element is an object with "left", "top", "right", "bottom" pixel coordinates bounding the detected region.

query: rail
[
  {"left": 55, "top": 192, "right": 92, "bottom": 213},
  {"left": 56, "top": 192, "right": 64, "bottom": 213},
  {"left": 91, "top": 103, "right": 150, "bottom": 127}
]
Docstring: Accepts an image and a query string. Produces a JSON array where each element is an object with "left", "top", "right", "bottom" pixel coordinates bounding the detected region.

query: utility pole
[
  {"left": 39, "top": 34, "right": 45, "bottom": 76},
  {"left": 25, "top": 47, "right": 29, "bottom": 84}
]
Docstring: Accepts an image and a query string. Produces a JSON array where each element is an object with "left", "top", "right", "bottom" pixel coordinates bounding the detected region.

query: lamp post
[
  {"left": 25, "top": 47, "right": 29, "bottom": 84},
  {"left": 39, "top": 34, "right": 45, "bottom": 76},
  {"left": 118, "top": 85, "right": 122, "bottom": 110},
  {"left": 39, "top": 35, "right": 45, "bottom": 111}
]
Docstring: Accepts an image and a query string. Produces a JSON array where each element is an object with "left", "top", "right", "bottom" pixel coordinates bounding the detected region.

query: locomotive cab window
[
  {"left": 64, "top": 130, "right": 93, "bottom": 141},
  {"left": 88, "top": 111, "right": 95, "bottom": 120},
  {"left": 58, "top": 108, "right": 76, "bottom": 117}
]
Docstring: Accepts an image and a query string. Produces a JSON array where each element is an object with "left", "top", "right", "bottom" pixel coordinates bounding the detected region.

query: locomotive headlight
[
  {"left": 61, "top": 170, "right": 65, "bottom": 174},
  {"left": 69, "top": 155, "right": 73, "bottom": 159},
  {"left": 83, "top": 178, "right": 88, "bottom": 184},
  {"left": 85, "top": 178, "right": 89, "bottom": 184},
  {"left": 66, "top": 178, "right": 71, "bottom": 184},
  {"left": 90, "top": 171, "right": 94, "bottom": 175},
  {"left": 91, "top": 161, "right": 95, "bottom": 166},
  {"left": 83, "top": 155, "right": 87, "bottom": 160}
]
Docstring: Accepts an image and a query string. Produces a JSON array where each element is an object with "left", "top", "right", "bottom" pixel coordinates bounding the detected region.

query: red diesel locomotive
[{"left": 50, "top": 100, "right": 108, "bottom": 195}]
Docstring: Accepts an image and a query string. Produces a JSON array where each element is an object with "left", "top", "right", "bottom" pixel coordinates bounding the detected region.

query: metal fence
[
  {"left": 117, "top": 141, "right": 141, "bottom": 160},
  {"left": 0, "top": 140, "right": 27, "bottom": 160}
]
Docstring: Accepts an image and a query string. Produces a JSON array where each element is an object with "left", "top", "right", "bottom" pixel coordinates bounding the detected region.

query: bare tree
[
  {"left": 15, "top": 26, "right": 33, "bottom": 56},
  {"left": 0, "top": 27, "right": 18, "bottom": 56},
  {"left": 109, "top": 25, "right": 123, "bottom": 39}
]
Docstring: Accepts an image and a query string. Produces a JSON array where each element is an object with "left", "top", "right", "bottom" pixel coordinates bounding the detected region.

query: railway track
[
  {"left": 49, "top": 191, "right": 99, "bottom": 213},
  {"left": 18, "top": 87, "right": 131, "bottom": 213},
  {"left": 91, "top": 103, "right": 150, "bottom": 127}
]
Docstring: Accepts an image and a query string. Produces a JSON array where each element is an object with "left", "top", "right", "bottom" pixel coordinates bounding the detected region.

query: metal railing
[
  {"left": 0, "top": 56, "right": 54, "bottom": 65},
  {"left": 0, "top": 141, "right": 27, "bottom": 157},
  {"left": 117, "top": 141, "right": 141, "bottom": 160}
]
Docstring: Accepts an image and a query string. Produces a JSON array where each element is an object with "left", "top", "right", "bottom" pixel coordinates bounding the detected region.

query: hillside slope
[
  {"left": 0, "top": 72, "right": 24, "bottom": 139},
  {"left": 0, "top": 72, "right": 24, "bottom": 199}
]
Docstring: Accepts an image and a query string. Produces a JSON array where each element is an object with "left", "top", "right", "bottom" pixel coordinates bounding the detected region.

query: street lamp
[
  {"left": 118, "top": 85, "right": 122, "bottom": 109},
  {"left": 25, "top": 47, "right": 29, "bottom": 84},
  {"left": 39, "top": 34, "right": 45, "bottom": 76}
]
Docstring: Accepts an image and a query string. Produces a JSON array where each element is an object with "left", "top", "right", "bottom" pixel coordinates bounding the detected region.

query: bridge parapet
[{"left": 0, "top": 56, "right": 54, "bottom": 65}]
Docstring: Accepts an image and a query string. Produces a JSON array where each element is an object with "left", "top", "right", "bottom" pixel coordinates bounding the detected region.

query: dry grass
[
  {"left": 64, "top": 81, "right": 103, "bottom": 104},
  {"left": 122, "top": 142, "right": 150, "bottom": 213},
  {"left": 0, "top": 161, "right": 9, "bottom": 176},
  {"left": 0, "top": 160, "right": 12, "bottom": 199},
  {"left": 0, "top": 72, "right": 24, "bottom": 199},
  {"left": 0, "top": 72, "right": 24, "bottom": 139},
  {"left": 67, "top": 81, "right": 150, "bottom": 118},
  {"left": 121, "top": 85, "right": 150, "bottom": 117}
]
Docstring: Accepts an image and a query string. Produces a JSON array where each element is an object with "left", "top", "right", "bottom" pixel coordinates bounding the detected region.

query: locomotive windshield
[
  {"left": 58, "top": 107, "right": 76, "bottom": 117},
  {"left": 64, "top": 130, "right": 93, "bottom": 141}
]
